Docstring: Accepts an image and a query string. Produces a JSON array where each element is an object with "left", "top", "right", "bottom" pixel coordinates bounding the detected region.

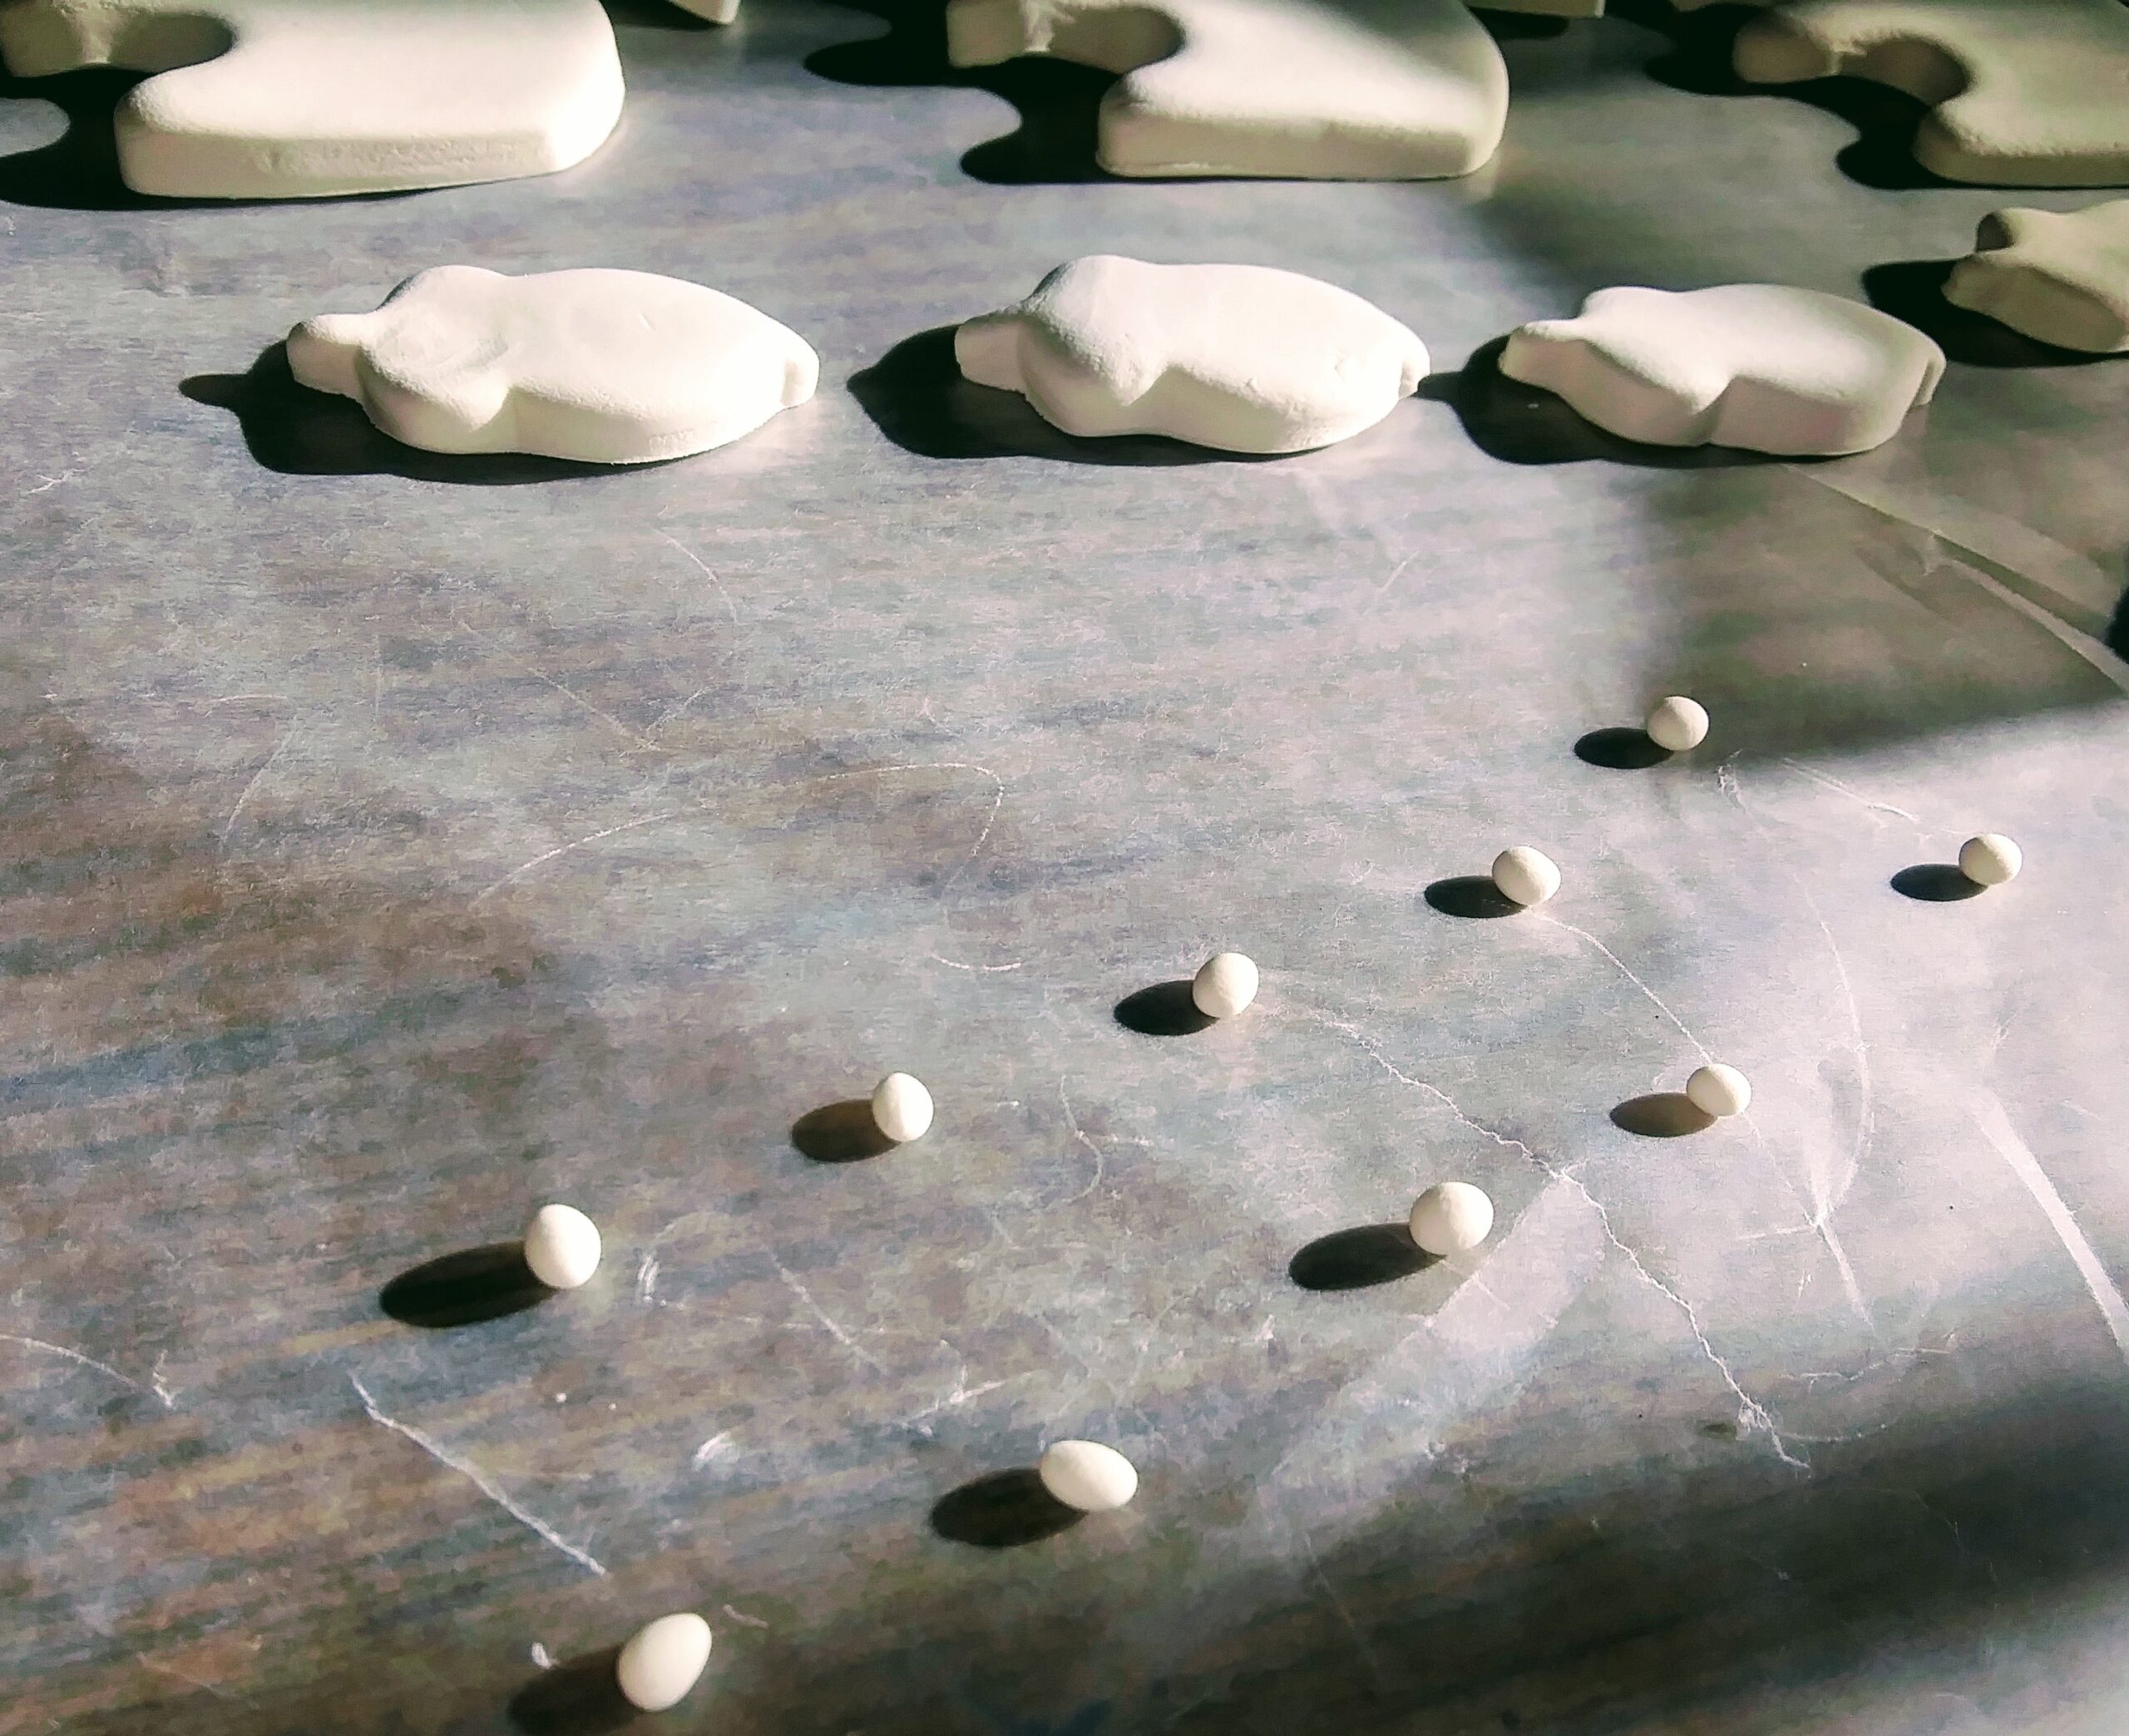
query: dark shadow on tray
[
  {"left": 1425, "top": 875, "right": 1521, "bottom": 920},
  {"left": 2108, "top": 576, "right": 2129, "bottom": 663},
  {"left": 1472, "top": 7, "right": 1572, "bottom": 42},
  {"left": 380, "top": 1242, "right": 551, "bottom": 1328},
  {"left": 508, "top": 1645, "right": 638, "bottom": 1736},
  {"left": 1611, "top": 1092, "right": 1717, "bottom": 1138},
  {"left": 931, "top": 1467, "right": 1083, "bottom": 1548},
  {"left": 1576, "top": 727, "right": 1672, "bottom": 770},
  {"left": 1114, "top": 980, "right": 1215, "bottom": 1037},
  {"left": 1892, "top": 863, "right": 1985, "bottom": 903},
  {"left": 0, "top": 66, "right": 161, "bottom": 210},
  {"left": 1290, "top": 1223, "right": 1435, "bottom": 1292},
  {"left": 1862, "top": 260, "right": 2111, "bottom": 369},
  {"left": 792, "top": 1098, "right": 897, "bottom": 1162}
]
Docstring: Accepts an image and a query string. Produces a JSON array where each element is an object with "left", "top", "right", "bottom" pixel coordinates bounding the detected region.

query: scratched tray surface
[{"left": 4, "top": 5, "right": 2128, "bottom": 1734}]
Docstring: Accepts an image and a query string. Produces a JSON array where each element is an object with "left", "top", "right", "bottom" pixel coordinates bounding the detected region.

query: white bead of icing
[
  {"left": 615, "top": 1613, "right": 712, "bottom": 1713},
  {"left": 1409, "top": 1181, "right": 1494, "bottom": 1255},
  {"left": 1686, "top": 1063, "right": 1751, "bottom": 1119},
  {"left": 1959, "top": 833, "right": 2023, "bottom": 886},
  {"left": 1491, "top": 846, "right": 1560, "bottom": 908},
  {"left": 871, "top": 1073, "right": 935, "bottom": 1144},
  {"left": 522, "top": 1203, "right": 600, "bottom": 1290},
  {"left": 1038, "top": 1440, "right": 1139, "bottom": 1512},
  {"left": 1644, "top": 695, "right": 1710, "bottom": 752},
  {"left": 1192, "top": 952, "right": 1259, "bottom": 1019}
]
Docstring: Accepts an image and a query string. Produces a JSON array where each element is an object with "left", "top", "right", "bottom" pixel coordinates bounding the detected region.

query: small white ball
[
  {"left": 1409, "top": 1181, "right": 1495, "bottom": 1255},
  {"left": 1645, "top": 695, "right": 1710, "bottom": 752},
  {"left": 522, "top": 1203, "right": 600, "bottom": 1290},
  {"left": 1192, "top": 951, "right": 1259, "bottom": 1019},
  {"left": 615, "top": 1612, "right": 712, "bottom": 1712},
  {"left": 1038, "top": 1439, "right": 1139, "bottom": 1513},
  {"left": 1959, "top": 833, "right": 2021, "bottom": 887},
  {"left": 1491, "top": 846, "right": 1560, "bottom": 908},
  {"left": 1686, "top": 1063, "right": 1751, "bottom": 1118},
  {"left": 871, "top": 1072, "right": 934, "bottom": 1143}
]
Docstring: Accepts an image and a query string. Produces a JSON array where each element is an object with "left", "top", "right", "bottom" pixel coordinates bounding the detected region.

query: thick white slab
[
  {"left": 287, "top": 267, "right": 818, "bottom": 466},
  {"left": 1944, "top": 201, "right": 2129, "bottom": 355},
  {"left": 956, "top": 256, "right": 1428, "bottom": 454},
  {"left": 1499, "top": 284, "right": 1944, "bottom": 456},
  {"left": 0, "top": 0, "right": 625, "bottom": 200},
  {"left": 942, "top": 0, "right": 1506, "bottom": 180}
]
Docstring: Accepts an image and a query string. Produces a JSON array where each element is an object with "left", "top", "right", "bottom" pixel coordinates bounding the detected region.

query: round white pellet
[
  {"left": 1038, "top": 1439, "right": 1139, "bottom": 1513},
  {"left": 1645, "top": 695, "right": 1710, "bottom": 752},
  {"left": 1491, "top": 846, "right": 1560, "bottom": 908},
  {"left": 1409, "top": 1181, "right": 1495, "bottom": 1255},
  {"left": 615, "top": 1612, "right": 712, "bottom": 1713},
  {"left": 1959, "top": 833, "right": 2021, "bottom": 886},
  {"left": 1192, "top": 951, "right": 1259, "bottom": 1019},
  {"left": 522, "top": 1203, "right": 600, "bottom": 1290},
  {"left": 1686, "top": 1063, "right": 1751, "bottom": 1118},
  {"left": 871, "top": 1072, "right": 934, "bottom": 1143}
]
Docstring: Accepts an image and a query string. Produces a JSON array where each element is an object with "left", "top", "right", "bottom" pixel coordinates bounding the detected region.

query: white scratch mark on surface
[
  {"left": 1974, "top": 1095, "right": 2129, "bottom": 1363},
  {"left": 219, "top": 720, "right": 303, "bottom": 850},
  {"left": 0, "top": 1333, "right": 167, "bottom": 1405},
  {"left": 691, "top": 1429, "right": 740, "bottom": 1468},
  {"left": 1296, "top": 1521, "right": 1386, "bottom": 1692},
  {"left": 24, "top": 470, "right": 76, "bottom": 495},
  {"left": 453, "top": 614, "right": 668, "bottom": 753},
  {"left": 473, "top": 807, "right": 695, "bottom": 904},
  {"left": 1536, "top": 915, "right": 1707, "bottom": 1058},
  {"left": 349, "top": 1374, "right": 607, "bottom": 1576},
  {"left": 927, "top": 954, "right": 1025, "bottom": 973},
  {"left": 1776, "top": 759, "right": 1924, "bottom": 828},
  {"left": 530, "top": 1644, "right": 556, "bottom": 1670},
  {"left": 812, "top": 761, "right": 1006, "bottom": 880},
  {"left": 1055, "top": 1081, "right": 1107, "bottom": 1207},
  {"left": 722, "top": 1605, "right": 770, "bottom": 1630},
  {"left": 636, "top": 1252, "right": 660, "bottom": 1306},
  {"left": 768, "top": 1256, "right": 882, "bottom": 1373},
  {"left": 134, "top": 1652, "right": 238, "bottom": 1700},
  {"left": 149, "top": 1352, "right": 177, "bottom": 1408},
  {"left": 657, "top": 531, "right": 741, "bottom": 625}
]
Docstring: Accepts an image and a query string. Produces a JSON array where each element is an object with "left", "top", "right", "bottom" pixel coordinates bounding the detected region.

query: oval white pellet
[
  {"left": 1191, "top": 951, "right": 1259, "bottom": 1019},
  {"left": 1959, "top": 833, "right": 2021, "bottom": 886},
  {"left": 1038, "top": 1439, "right": 1138, "bottom": 1512},
  {"left": 1409, "top": 1181, "right": 1495, "bottom": 1255},
  {"left": 871, "top": 1072, "right": 934, "bottom": 1143},
  {"left": 522, "top": 1203, "right": 600, "bottom": 1290},
  {"left": 615, "top": 1611, "right": 712, "bottom": 1712},
  {"left": 1686, "top": 1063, "right": 1751, "bottom": 1118},
  {"left": 1645, "top": 695, "right": 1710, "bottom": 752},
  {"left": 1491, "top": 846, "right": 1560, "bottom": 907}
]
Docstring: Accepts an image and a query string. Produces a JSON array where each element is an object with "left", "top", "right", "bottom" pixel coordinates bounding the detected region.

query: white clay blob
[
  {"left": 1192, "top": 952, "right": 1259, "bottom": 1019},
  {"left": 669, "top": 0, "right": 739, "bottom": 18},
  {"left": 523, "top": 1204, "right": 601, "bottom": 1290},
  {"left": 1686, "top": 1063, "right": 1751, "bottom": 1119},
  {"left": 1959, "top": 833, "right": 2023, "bottom": 886},
  {"left": 1645, "top": 695, "right": 1710, "bottom": 752},
  {"left": 871, "top": 1073, "right": 935, "bottom": 1144},
  {"left": 1501, "top": 285, "right": 1944, "bottom": 456},
  {"left": 956, "top": 256, "right": 1428, "bottom": 454},
  {"left": 1491, "top": 846, "right": 1560, "bottom": 908},
  {"left": 1039, "top": 1440, "right": 1139, "bottom": 1512},
  {"left": 615, "top": 1613, "right": 712, "bottom": 1713},
  {"left": 288, "top": 266, "right": 818, "bottom": 466},
  {"left": 944, "top": 0, "right": 1508, "bottom": 180},
  {"left": 0, "top": 0, "right": 624, "bottom": 200},
  {"left": 1409, "top": 1181, "right": 1494, "bottom": 1255},
  {"left": 1945, "top": 202, "right": 2129, "bottom": 354}
]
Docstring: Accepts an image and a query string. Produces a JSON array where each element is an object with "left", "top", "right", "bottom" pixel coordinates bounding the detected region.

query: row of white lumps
[{"left": 505, "top": 695, "right": 2023, "bottom": 1713}]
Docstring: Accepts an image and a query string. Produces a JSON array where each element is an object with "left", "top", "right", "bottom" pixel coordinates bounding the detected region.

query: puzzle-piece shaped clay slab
[
  {"left": 287, "top": 267, "right": 818, "bottom": 465},
  {"left": 0, "top": 0, "right": 625, "bottom": 199},
  {"left": 1944, "top": 201, "right": 2129, "bottom": 353},
  {"left": 955, "top": 255, "right": 1429, "bottom": 453},
  {"left": 1499, "top": 284, "right": 1944, "bottom": 456},
  {"left": 942, "top": 0, "right": 1507, "bottom": 180},
  {"left": 1671, "top": 0, "right": 2129, "bottom": 187}
]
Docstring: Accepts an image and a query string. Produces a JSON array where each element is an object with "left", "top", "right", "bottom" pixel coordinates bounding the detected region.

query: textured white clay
[
  {"left": 1686, "top": 1063, "right": 1752, "bottom": 1119},
  {"left": 943, "top": 0, "right": 1507, "bottom": 180},
  {"left": 1501, "top": 285, "right": 1944, "bottom": 457},
  {"left": 615, "top": 1613, "right": 712, "bottom": 1713},
  {"left": 1192, "top": 952, "right": 1259, "bottom": 1019},
  {"left": 871, "top": 1073, "right": 935, "bottom": 1144},
  {"left": 956, "top": 256, "right": 1427, "bottom": 455},
  {"left": 0, "top": 0, "right": 624, "bottom": 200},
  {"left": 523, "top": 1204, "right": 600, "bottom": 1290},
  {"left": 1038, "top": 1440, "right": 1139, "bottom": 1512},
  {"left": 1490, "top": 846, "right": 1560, "bottom": 908},
  {"left": 1959, "top": 832, "right": 2023, "bottom": 886},
  {"left": 1945, "top": 203, "right": 2129, "bottom": 354},
  {"left": 1645, "top": 696, "right": 1710, "bottom": 753},
  {"left": 288, "top": 267, "right": 818, "bottom": 466},
  {"left": 1409, "top": 1181, "right": 1494, "bottom": 1255},
  {"left": 669, "top": 0, "right": 739, "bottom": 18}
]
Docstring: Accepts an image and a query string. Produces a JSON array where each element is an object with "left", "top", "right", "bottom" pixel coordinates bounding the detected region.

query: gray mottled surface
[{"left": 5, "top": 4, "right": 2129, "bottom": 1734}]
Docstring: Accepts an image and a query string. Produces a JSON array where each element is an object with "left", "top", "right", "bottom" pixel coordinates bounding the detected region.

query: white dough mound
[
  {"left": 955, "top": 256, "right": 1430, "bottom": 455},
  {"left": 288, "top": 267, "right": 819, "bottom": 466},
  {"left": 0, "top": 0, "right": 625, "bottom": 200},
  {"left": 1499, "top": 284, "right": 1944, "bottom": 457},
  {"left": 1945, "top": 201, "right": 2129, "bottom": 355},
  {"left": 943, "top": 0, "right": 1507, "bottom": 180}
]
